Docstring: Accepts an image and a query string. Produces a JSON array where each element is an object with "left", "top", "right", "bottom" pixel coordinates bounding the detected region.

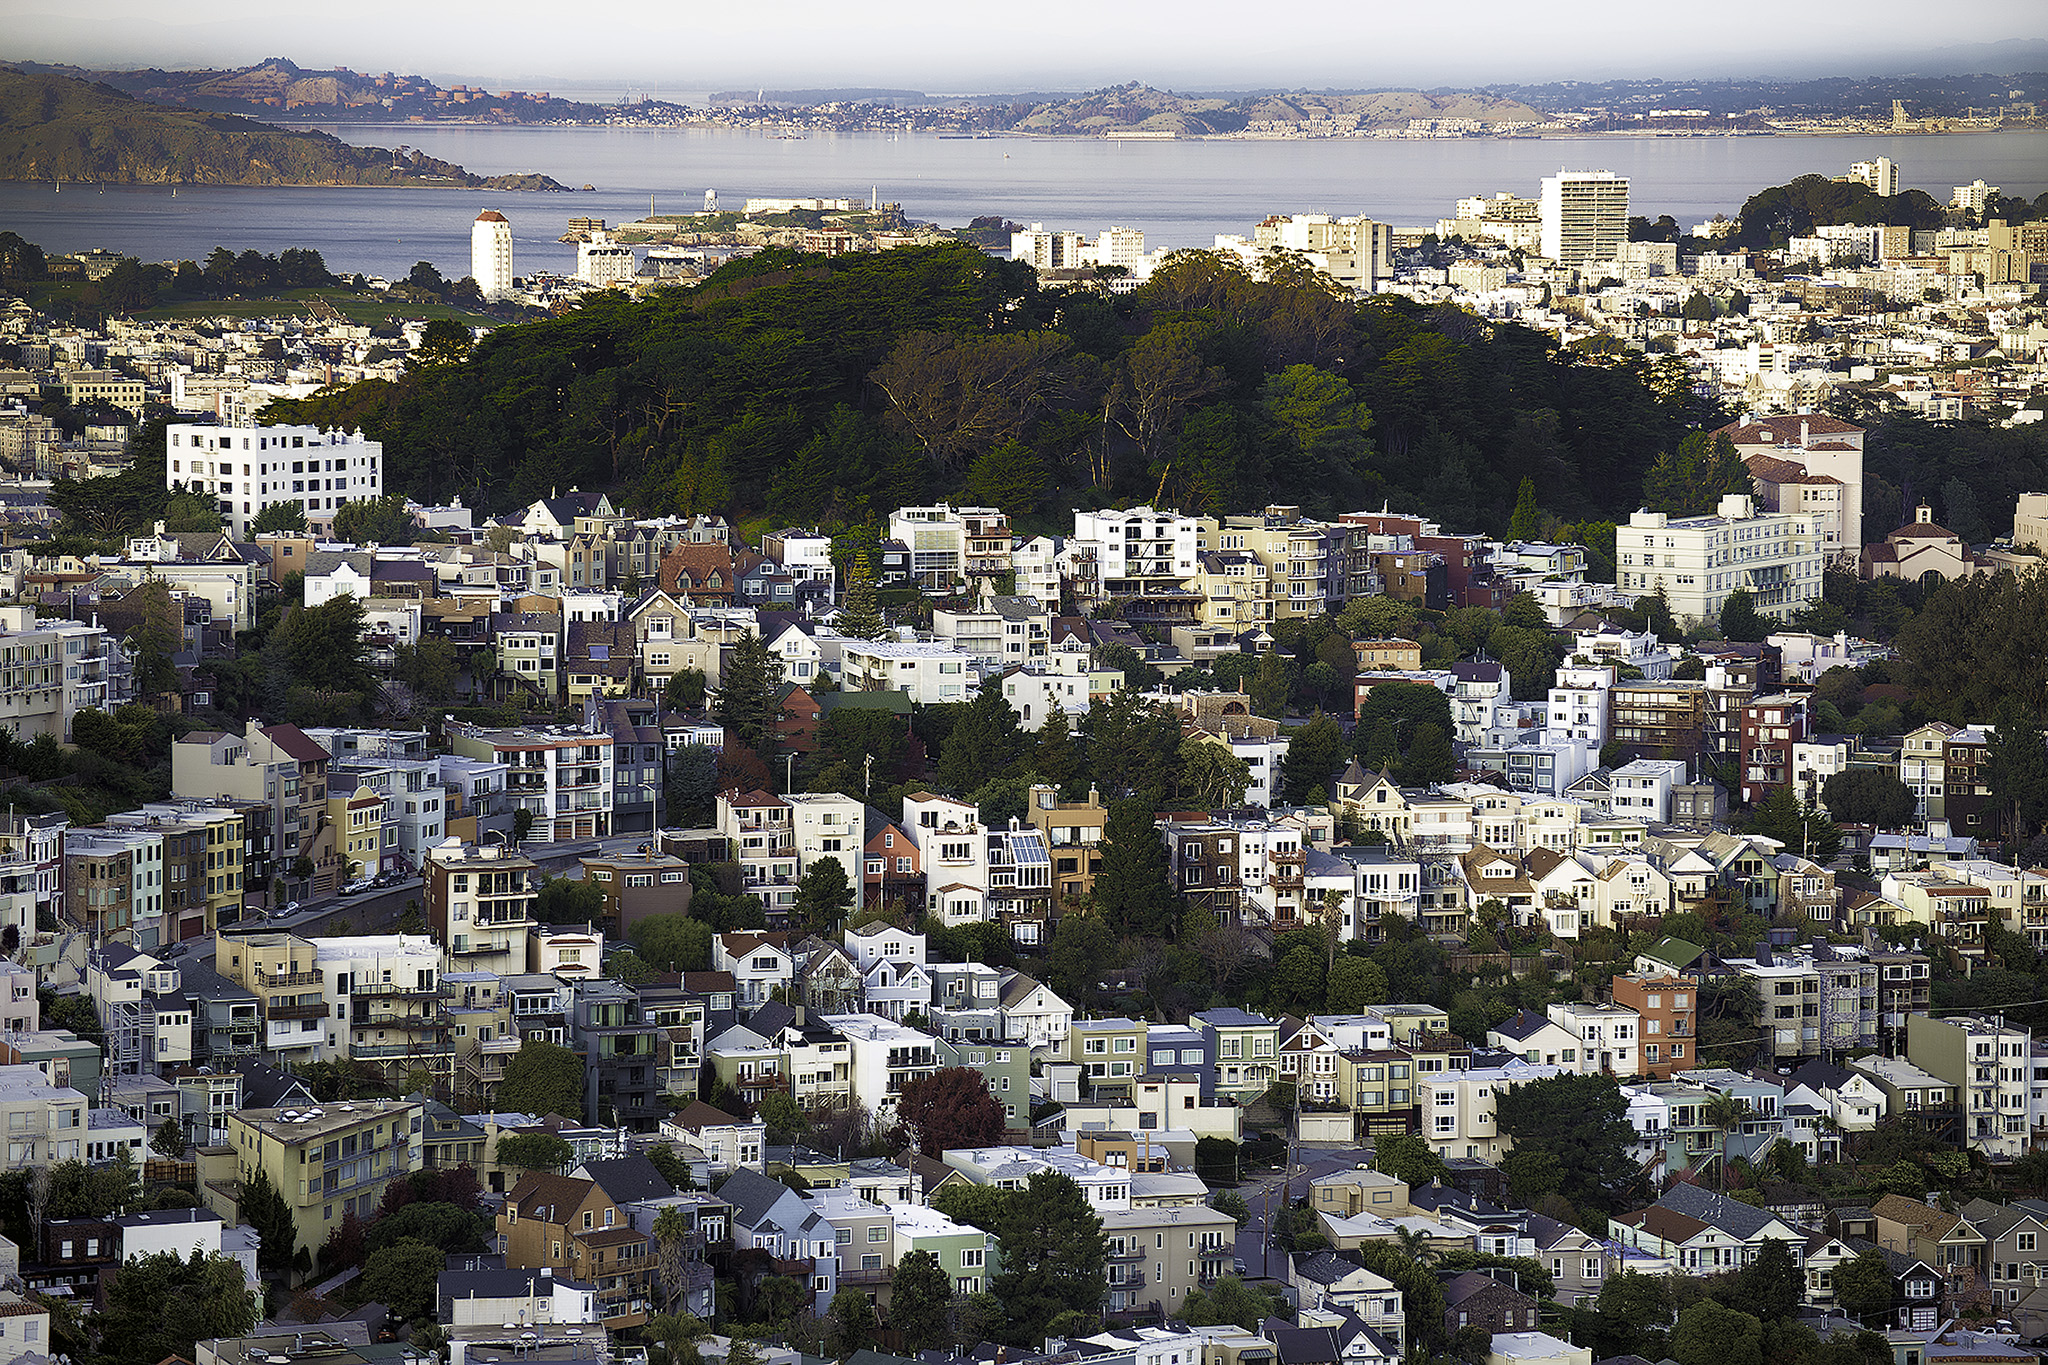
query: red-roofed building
[
  {"left": 1718, "top": 414, "right": 1867, "bottom": 557},
  {"left": 659, "top": 542, "right": 737, "bottom": 602},
  {"left": 1863, "top": 505, "right": 1982, "bottom": 584}
]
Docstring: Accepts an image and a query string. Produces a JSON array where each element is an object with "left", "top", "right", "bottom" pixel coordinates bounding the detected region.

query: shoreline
[{"left": 288, "top": 118, "right": 2048, "bottom": 141}]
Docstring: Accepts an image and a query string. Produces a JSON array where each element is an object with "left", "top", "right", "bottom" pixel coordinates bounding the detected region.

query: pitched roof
[
  {"left": 506, "top": 1171, "right": 599, "bottom": 1221},
  {"left": 1444, "top": 1270, "right": 1535, "bottom": 1305},
  {"left": 258, "top": 723, "right": 330, "bottom": 763},
  {"left": 1490, "top": 1008, "right": 1557, "bottom": 1043},
  {"left": 1871, "top": 1193, "right": 1963, "bottom": 1240},
  {"left": 715, "top": 1167, "right": 802, "bottom": 1228},
  {"left": 1657, "top": 1181, "right": 1782, "bottom": 1238},
  {"left": 668, "top": 1100, "right": 749, "bottom": 1132},
  {"left": 577, "top": 1155, "right": 674, "bottom": 1205}
]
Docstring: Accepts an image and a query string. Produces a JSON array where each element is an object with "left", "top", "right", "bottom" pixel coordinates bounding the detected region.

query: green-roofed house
[{"left": 1633, "top": 936, "right": 1704, "bottom": 978}]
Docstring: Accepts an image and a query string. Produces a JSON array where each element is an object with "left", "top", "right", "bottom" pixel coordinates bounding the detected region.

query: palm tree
[
  {"left": 644, "top": 1312, "right": 709, "bottom": 1365},
  {"left": 652, "top": 1206, "right": 695, "bottom": 1316},
  {"left": 1393, "top": 1224, "right": 1435, "bottom": 1265},
  {"left": 1703, "top": 1092, "right": 1752, "bottom": 1190}
]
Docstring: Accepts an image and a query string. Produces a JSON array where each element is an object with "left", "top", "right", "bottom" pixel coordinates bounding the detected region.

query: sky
[{"left": 7, "top": 0, "right": 2045, "bottom": 93}]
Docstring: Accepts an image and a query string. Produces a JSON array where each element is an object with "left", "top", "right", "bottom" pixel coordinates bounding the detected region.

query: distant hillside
[
  {"left": 8, "top": 56, "right": 604, "bottom": 124},
  {"left": 0, "top": 68, "right": 567, "bottom": 187},
  {"left": 1002, "top": 84, "right": 1543, "bottom": 135}
]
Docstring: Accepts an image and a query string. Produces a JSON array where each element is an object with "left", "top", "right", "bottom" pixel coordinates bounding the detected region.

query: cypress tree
[{"left": 836, "top": 551, "right": 888, "bottom": 641}]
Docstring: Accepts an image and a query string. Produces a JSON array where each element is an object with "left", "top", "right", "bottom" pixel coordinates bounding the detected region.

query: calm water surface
[{"left": 2, "top": 127, "right": 2043, "bottom": 283}]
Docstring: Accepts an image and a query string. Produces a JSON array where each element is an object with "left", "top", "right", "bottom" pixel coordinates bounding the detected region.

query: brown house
[
  {"left": 1609, "top": 973, "right": 1697, "bottom": 1079},
  {"left": 659, "top": 543, "right": 737, "bottom": 603},
  {"left": 774, "top": 683, "right": 823, "bottom": 754},
  {"left": 496, "top": 1172, "right": 654, "bottom": 1328},
  {"left": 1443, "top": 1270, "right": 1542, "bottom": 1335},
  {"left": 580, "top": 849, "right": 692, "bottom": 936}
]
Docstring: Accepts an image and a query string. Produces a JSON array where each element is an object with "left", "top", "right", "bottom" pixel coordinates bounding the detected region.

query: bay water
[{"left": 1, "top": 125, "right": 2043, "bottom": 285}]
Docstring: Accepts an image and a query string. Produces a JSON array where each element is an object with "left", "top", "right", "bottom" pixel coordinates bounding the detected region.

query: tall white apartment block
[
  {"left": 781, "top": 791, "right": 866, "bottom": 898},
  {"left": 472, "top": 210, "right": 514, "bottom": 299},
  {"left": 1952, "top": 179, "right": 1999, "bottom": 213},
  {"left": 1088, "top": 226, "right": 1146, "bottom": 271},
  {"left": 1618, "top": 495, "right": 1823, "bottom": 627},
  {"left": 1539, "top": 170, "right": 1630, "bottom": 266},
  {"left": 1071, "top": 506, "right": 1203, "bottom": 597},
  {"left": 166, "top": 423, "right": 382, "bottom": 538},
  {"left": 1847, "top": 157, "right": 1898, "bottom": 197}
]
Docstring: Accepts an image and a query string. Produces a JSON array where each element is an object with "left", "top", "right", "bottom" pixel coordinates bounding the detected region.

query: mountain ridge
[{"left": 0, "top": 68, "right": 568, "bottom": 188}]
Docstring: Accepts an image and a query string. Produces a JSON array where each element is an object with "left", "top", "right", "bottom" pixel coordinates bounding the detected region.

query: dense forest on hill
[
  {"left": 0, "top": 69, "right": 564, "bottom": 187},
  {"left": 264, "top": 243, "right": 1716, "bottom": 534}
]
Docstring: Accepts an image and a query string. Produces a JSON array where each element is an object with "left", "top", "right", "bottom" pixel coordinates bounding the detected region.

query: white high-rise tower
[
  {"left": 471, "top": 210, "right": 514, "bottom": 299},
  {"left": 1539, "top": 170, "right": 1629, "bottom": 267}
]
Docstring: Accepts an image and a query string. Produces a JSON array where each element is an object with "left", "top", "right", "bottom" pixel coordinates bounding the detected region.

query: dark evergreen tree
[
  {"left": 1399, "top": 722, "right": 1455, "bottom": 786},
  {"left": 714, "top": 632, "right": 784, "bottom": 761},
  {"left": 835, "top": 551, "right": 888, "bottom": 641},
  {"left": 1094, "top": 798, "right": 1176, "bottom": 939},
  {"left": 990, "top": 1171, "right": 1107, "bottom": 1345},
  {"left": 937, "top": 680, "right": 1025, "bottom": 794},
  {"left": 1492, "top": 1073, "right": 1646, "bottom": 1216},
  {"left": 1280, "top": 715, "right": 1347, "bottom": 805},
  {"left": 1034, "top": 707, "right": 1083, "bottom": 796},
  {"left": 241, "top": 1167, "right": 297, "bottom": 1273},
  {"left": 1718, "top": 588, "right": 1768, "bottom": 643},
  {"left": 1507, "top": 476, "right": 1542, "bottom": 540},
  {"left": 889, "top": 1250, "right": 953, "bottom": 1351}
]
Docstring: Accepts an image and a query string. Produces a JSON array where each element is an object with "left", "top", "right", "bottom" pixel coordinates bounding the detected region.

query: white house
[
  {"left": 839, "top": 640, "right": 976, "bottom": 705},
  {"left": 712, "top": 932, "right": 794, "bottom": 1007},
  {"left": 846, "top": 923, "right": 925, "bottom": 974},
  {"left": 116, "top": 1207, "right": 225, "bottom": 1261},
  {"left": 1607, "top": 760, "right": 1685, "bottom": 825},
  {"left": 998, "top": 971, "right": 1073, "bottom": 1056},
  {"left": 1545, "top": 1001, "right": 1642, "bottom": 1077},
  {"left": 817, "top": 1013, "right": 942, "bottom": 1118}
]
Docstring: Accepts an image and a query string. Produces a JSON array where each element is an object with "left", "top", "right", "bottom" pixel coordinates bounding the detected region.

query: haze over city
[{"left": 6, "top": 0, "right": 2046, "bottom": 91}]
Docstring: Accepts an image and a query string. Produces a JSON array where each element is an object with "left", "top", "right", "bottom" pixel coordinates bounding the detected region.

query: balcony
[
  {"left": 261, "top": 971, "right": 323, "bottom": 988},
  {"left": 267, "top": 1001, "right": 329, "bottom": 1020},
  {"left": 355, "top": 981, "right": 449, "bottom": 998},
  {"left": 360, "top": 1009, "right": 444, "bottom": 1030},
  {"left": 352, "top": 1041, "right": 457, "bottom": 1059}
]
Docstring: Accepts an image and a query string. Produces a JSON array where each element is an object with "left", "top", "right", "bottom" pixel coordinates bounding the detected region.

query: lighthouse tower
[{"left": 471, "top": 210, "right": 514, "bottom": 300}]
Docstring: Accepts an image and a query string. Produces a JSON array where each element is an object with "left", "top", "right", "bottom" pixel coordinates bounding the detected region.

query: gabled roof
[
  {"left": 1656, "top": 1181, "right": 1783, "bottom": 1239},
  {"left": 258, "top": 722, "right": 330, "bottom": 763},
  {"left": 716, "top": 1167, "right": 804, "bottom": 1228},
  {"left": 577, "top": 1154, "right": 674, "bottom": 1205},
  {"left": 1871, "top": 1193, "right": 1964, "bottom": 1241},
  {"left": 668, "top": 1100, "right": 750, "bottom": 1132},
  {"left": 1444, "top": 1269, "right": 1535, "bottom": 1305},
  {"left": 1296, "top": 1249, "right": 1381, "bottom": 1286},
  {"left": 506, "top": 1171, "right": 600, "bottom": 1221},
  {"left": 1491, "top": 1008, "right": 1561, "bottom": 1043}
]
